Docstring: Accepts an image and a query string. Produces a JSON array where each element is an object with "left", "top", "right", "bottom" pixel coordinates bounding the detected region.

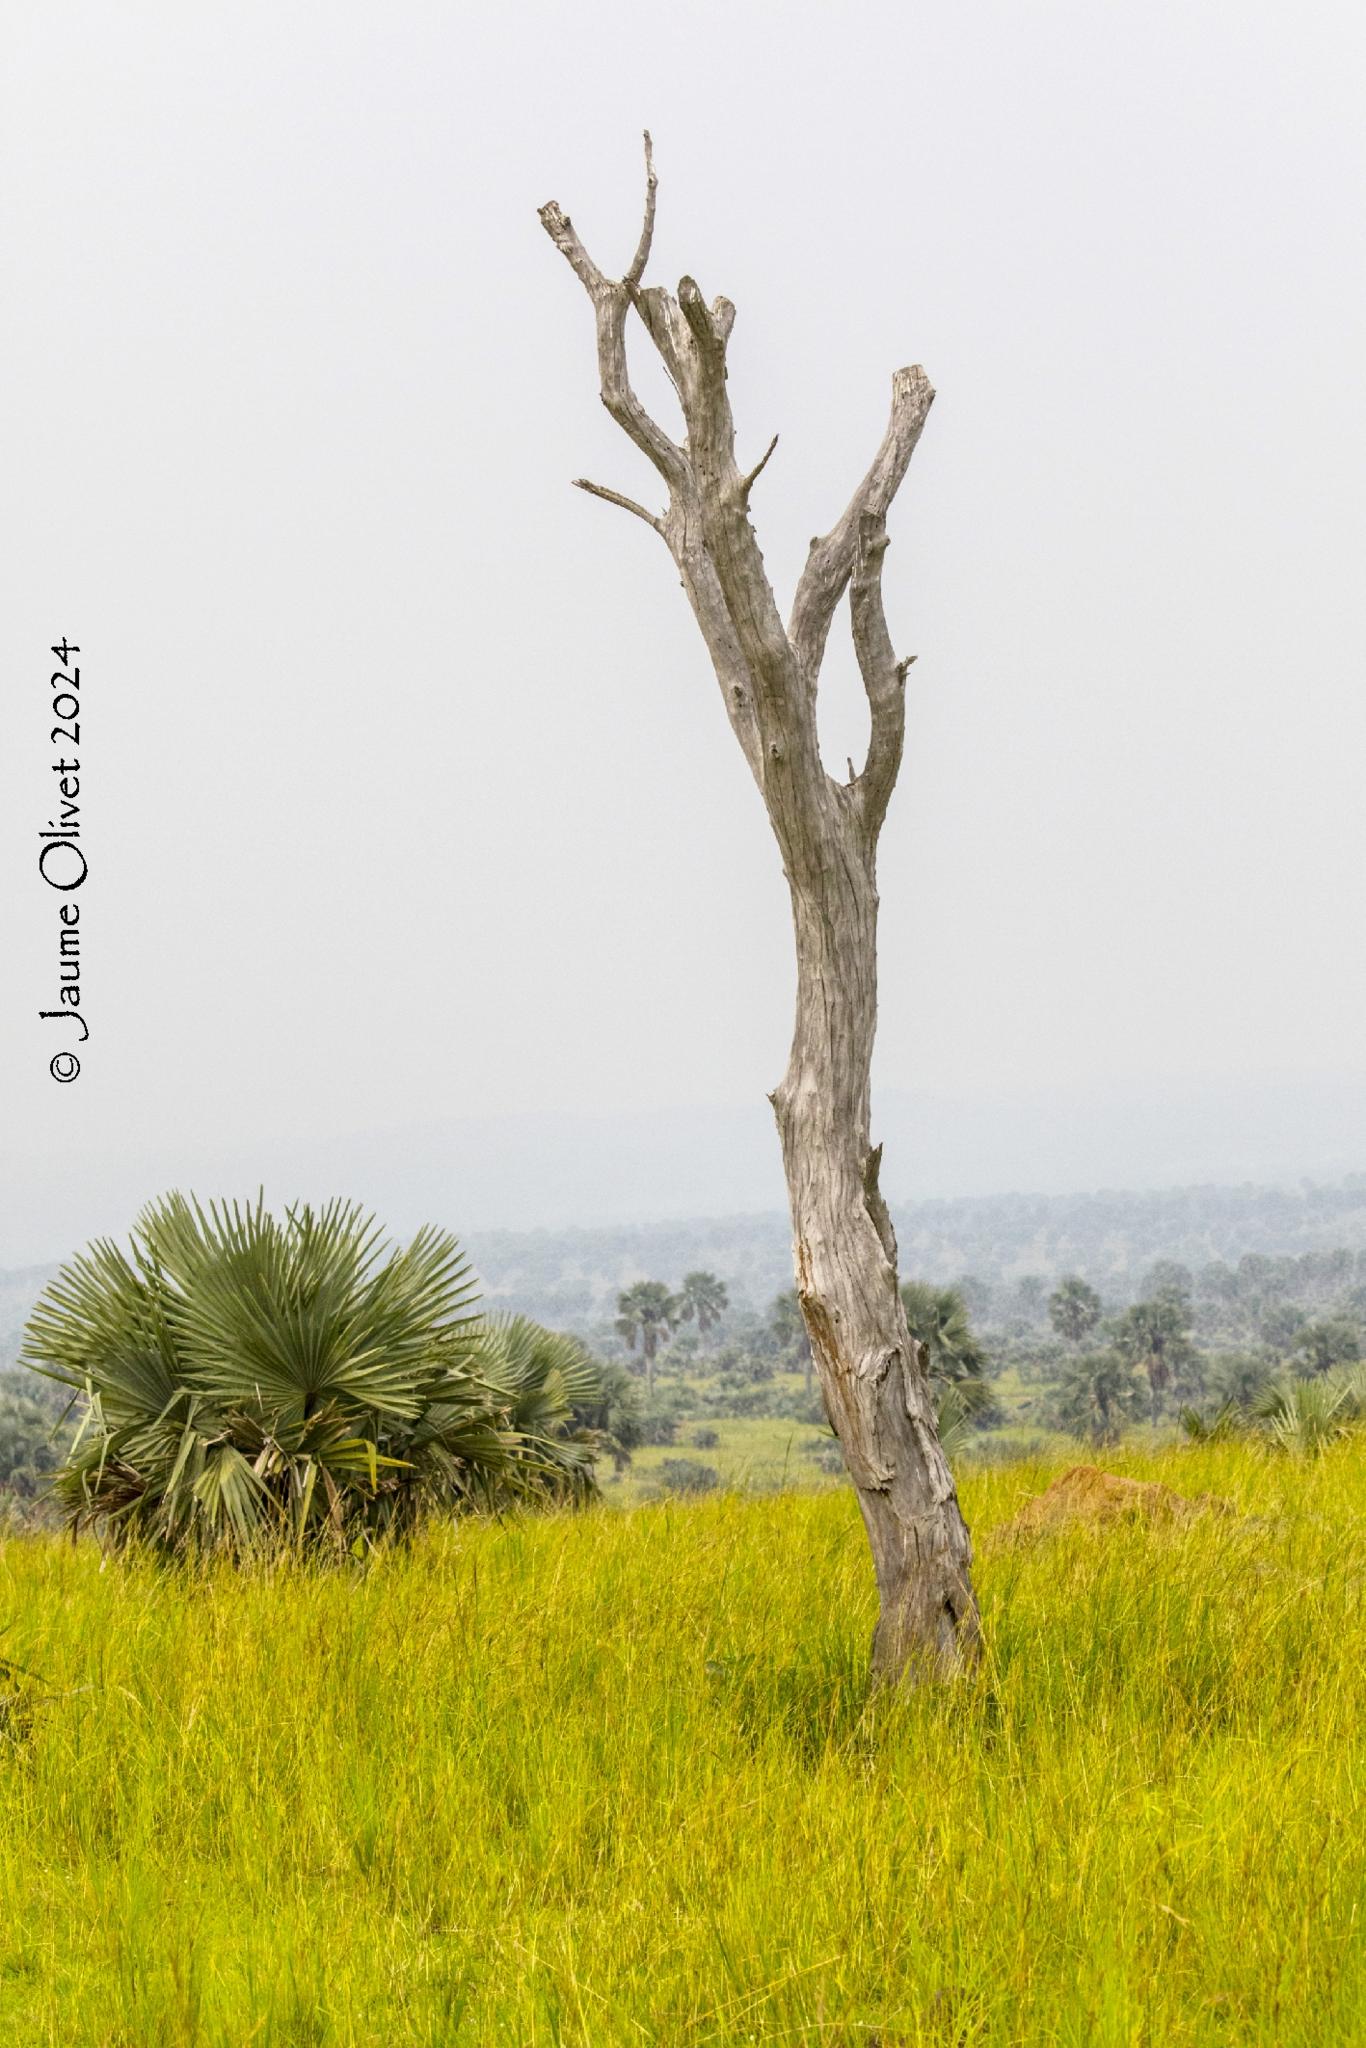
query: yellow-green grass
[{"left": 2, "top": 1440, "right": 1364, "bottom": 2045}]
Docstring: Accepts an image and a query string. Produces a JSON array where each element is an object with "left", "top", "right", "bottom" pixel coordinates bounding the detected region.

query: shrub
[
  {"left": 1179, "top": 1400, "right": 1244, "bottom": 1444},
  {"left": 568, "top": 1357, "right": 642, "bottom": 1464},
  {"left": 652, "top": 1458, "right": 719, "bottom": 1496},
  {"left": 712, "top": 1341, "right": 775, "bottom": 1386},
  {"left": 1248, "top": 1370, "right": 1366, "bottom": 1455},
  {"left": 690, "top": 1426, "right": 720, "bottom": 1449},
  {"left": 1207, "top": 1351, "right": 1274, "bottom": 1410},
  {"left": 701, "top": 1383, "right": 822, "bottom": 1424},
  {"left": 22, "top": 1193, "right": 604, "bottom": 1558},
  {"left": 636, "top": 1389, "right": 690, "bottom": 1445}
]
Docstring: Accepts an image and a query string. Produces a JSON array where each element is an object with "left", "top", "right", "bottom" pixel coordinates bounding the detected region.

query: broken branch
[
  {"left": 572, "top": 477, "right": 663, "bottom": 531},
  {"left": 740, "top": 433, "right": 779, "bottom": 503},
  {"left": 623, "top": 131, "right": 657, "bottom": 288}
]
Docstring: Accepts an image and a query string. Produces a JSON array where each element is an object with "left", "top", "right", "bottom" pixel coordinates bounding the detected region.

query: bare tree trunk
[
  {"left": 772, "top": 847, "right": 976, "bottom": 1678},
  {"left": 540, "top": 138, "right": 980, "bottom": 1680}
]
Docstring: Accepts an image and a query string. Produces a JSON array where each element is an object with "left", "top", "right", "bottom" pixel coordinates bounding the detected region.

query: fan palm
[
  {"left": 1113, "top": 1292, "right": 1200, "bottom": 1422},
  {"left": 1249, "top": 1372, "right": 1361, "bottom": 1456},
  {"left": 678, "top": 1271, "right": 729, "bottom": 1342},
  {"left": 1048, "top": 1276, "right": 1104, "bottom": 1348},
  {"left": 614, "top": 1281, "right": 681, "bottom": 1397},
  {"left": 933, "top": 1378, "right": 992, "bottom": 1460},
  {"left": 473, "top": 1313, "right": 608, "bottom": 1500},
  {"left": 899, "top": 1281, "right": 989, "bottom": 1384},
  {"left": 22, "top": 1193, "right": 605, "bottom": 1556},
  {"left": 1051, "top": 1348, "right": 1149, "bottom": 1445},
  {"left": 1179, "top": 1400, "right": 1243, "bottom": 1444}
]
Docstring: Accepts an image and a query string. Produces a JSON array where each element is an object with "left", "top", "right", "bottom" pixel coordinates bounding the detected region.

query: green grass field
[
  {"left": 2, "top": 1440, "right": 1364, "bottom": 2045},
  {"left": 606, "top": 1410, "right": 838, "bottom": 1505}
]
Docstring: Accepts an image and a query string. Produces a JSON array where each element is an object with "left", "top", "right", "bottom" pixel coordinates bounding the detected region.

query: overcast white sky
[{"left": 3, "top": 0, "right": 1366, "bottom": 1260}]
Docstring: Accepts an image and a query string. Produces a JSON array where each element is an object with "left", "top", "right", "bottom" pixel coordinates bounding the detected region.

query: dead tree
[{"left": 540, "top": 138, "right": 980, "bottom": 1681}]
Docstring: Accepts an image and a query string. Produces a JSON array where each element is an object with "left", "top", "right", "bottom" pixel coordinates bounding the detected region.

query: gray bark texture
[{"left": 540, "top": 138, "right": 980, "bottom": 1681}]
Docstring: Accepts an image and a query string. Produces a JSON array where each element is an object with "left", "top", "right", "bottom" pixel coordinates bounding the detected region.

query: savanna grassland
[{"left": 2, "top": 1441, "right": 1364, "bottom": 2047}]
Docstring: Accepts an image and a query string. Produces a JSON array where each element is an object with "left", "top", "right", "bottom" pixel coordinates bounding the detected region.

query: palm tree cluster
[
  {"left": 1038, "top": 1264, "right": 1366, "bottom": 1451},
  {"left": 615, "top": 1272, "right": 730, "bottom": 1394},
  {"left": 1041, "top": 1273, "right": 1205, "bottom": 1442},
  {"left": 21, "top": 1194, "right": 608, "bottom": 1557},
  {"left": 607, "top": 1266, "right": 999, "bottom": 1466}
]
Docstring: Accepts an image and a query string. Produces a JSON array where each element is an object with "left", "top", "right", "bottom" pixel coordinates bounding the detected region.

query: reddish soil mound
[{"left": 999, "top": 1464, "right": 1231, "bottom": 1539}]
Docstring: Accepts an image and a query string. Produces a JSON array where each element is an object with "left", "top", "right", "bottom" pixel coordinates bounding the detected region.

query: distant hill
[
  {"left": 0, "top": 1264, "right": 60, "bottom": 1369},
  {"left": 469, "top": 1174, "right": 1366, "bottom": 1330},
  {"left": 8, "top": 1073, "right": 1366, "bottom": 1270},
  {"left": 9, "top": 1172, "right": 1366, "bottom": 1347}
]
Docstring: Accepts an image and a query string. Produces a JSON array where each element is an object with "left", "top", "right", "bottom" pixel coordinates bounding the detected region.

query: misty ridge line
[{"left": 12, "top": 1172, "right": 1366, "bottom": 1362}]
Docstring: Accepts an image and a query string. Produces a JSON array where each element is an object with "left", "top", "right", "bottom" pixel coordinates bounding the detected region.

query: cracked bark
[{"left": 540, "top": 138, "right": 980, "bottom": 1681}]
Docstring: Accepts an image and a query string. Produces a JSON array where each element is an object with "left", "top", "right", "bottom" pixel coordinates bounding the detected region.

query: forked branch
[
  {"left": 540, "top": 138, "right": 928, "bottom": 835},
  {"left": 538, "top": 134, "right": 685, "bottom": 493}
]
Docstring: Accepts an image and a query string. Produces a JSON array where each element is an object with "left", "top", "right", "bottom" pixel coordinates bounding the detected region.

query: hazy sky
[{"left": 4, "top": 0, "right": 1366, "bottom": 1258}]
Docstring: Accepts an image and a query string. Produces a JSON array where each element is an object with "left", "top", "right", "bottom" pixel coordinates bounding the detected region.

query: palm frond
[{"left": 21, "top": 1193, "right": 604, "bottom": 1556}]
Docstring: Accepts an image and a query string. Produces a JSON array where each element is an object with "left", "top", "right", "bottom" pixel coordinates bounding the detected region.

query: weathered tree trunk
[
  {"left": 540, "top": 138, "right": 980, "bottom": 1680},
  {"left": 773, "top": 844, "right": 976, "bottom": 1678}
]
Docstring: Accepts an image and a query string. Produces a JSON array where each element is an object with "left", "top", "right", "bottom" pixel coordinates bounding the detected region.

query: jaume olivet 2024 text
[{"left": 38, "top": 641, "right": 86, "bottom": 1082}]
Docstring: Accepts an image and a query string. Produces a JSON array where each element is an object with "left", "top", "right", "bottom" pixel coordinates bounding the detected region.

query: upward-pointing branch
[
  {"left": 788, "top": 366, "right": 935, "bottom": 687},
  {"left": 538, "top": 137, "right": 685, "bottom": 495},
  {"left": 623, "top": 131, "right": 657, "bottom": 288},
  {"left": 849, "top": 512, "right": 905, "bottom": 839}
]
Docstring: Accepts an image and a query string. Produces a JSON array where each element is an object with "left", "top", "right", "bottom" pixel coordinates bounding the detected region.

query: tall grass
[{"left": 1, "top": 1440, "right": 1364, "bottom": 2044}]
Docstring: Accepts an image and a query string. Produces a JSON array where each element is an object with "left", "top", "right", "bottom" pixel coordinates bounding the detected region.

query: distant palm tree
[
  {"left": 1113, "top": 1290, "right": 1199, "bottom": 1422},
  {"left": 615, "top": 1281, "right": 681, "bottom": 1397},
  {"left": 933, "top": 1379, "right": 988, "bottom": 1460},
  {"left": 1048, "top": 1276, "right": 1103, "bottom": 1348},
  {"left": 1052, "top": 1349, "right": 1148, "bottom": 1446},
  {"left": 678, "top": 1270, "right": 728, "bottom": 1344},
  {"left": 1291, "top": 1318, "right": 1362, "bottom": 1378},
  {"left": 901, "top": 1282, "right": 994, "bottom": 1445},
  {"left": 900, "top": 1281, "right": 989, "bottom": 1383}
]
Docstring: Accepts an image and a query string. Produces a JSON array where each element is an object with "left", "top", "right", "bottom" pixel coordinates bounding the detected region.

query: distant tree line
[
  {"left": 459, "top": 1177, "right": 1366, "bottom": 1330},
  {"left": 13, "top": 1215, "right": 1366, "bottom": 1523},
  {"left": 604, "top": 1269, "right": 998, "bottom": 1458},
  {"left": 1035, "top": 1256, "right": 1366, "bottom": 1444}
]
